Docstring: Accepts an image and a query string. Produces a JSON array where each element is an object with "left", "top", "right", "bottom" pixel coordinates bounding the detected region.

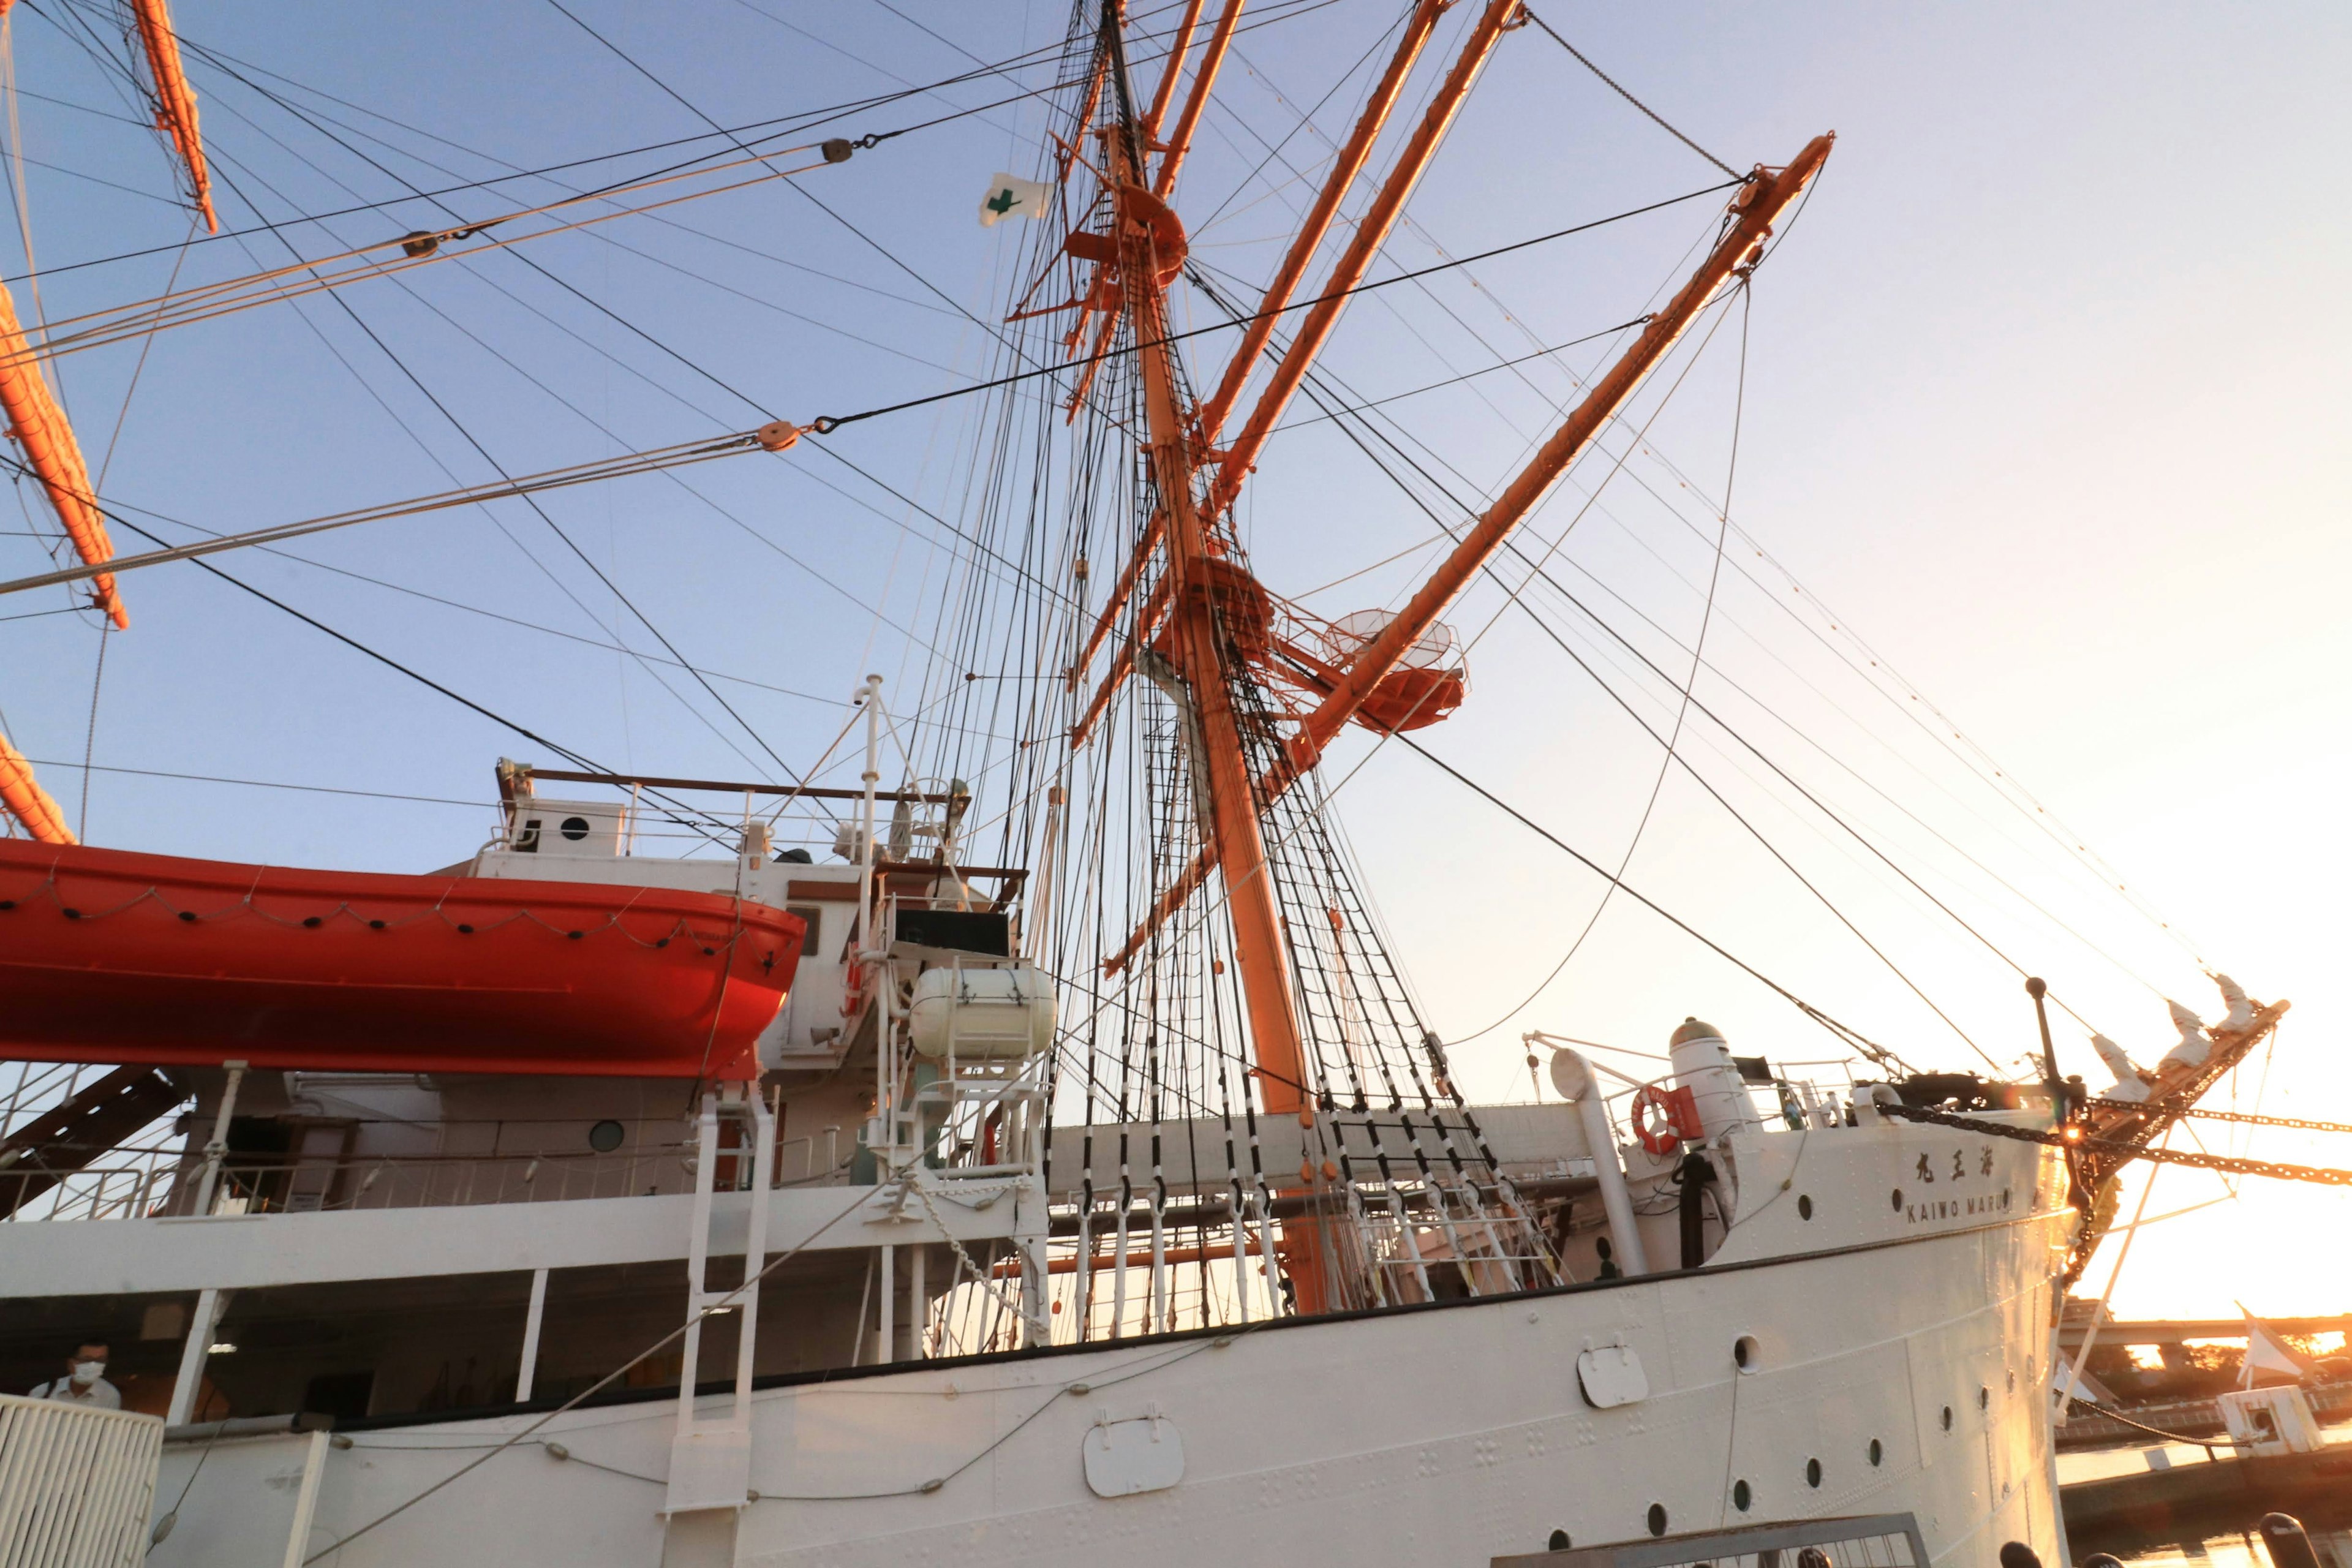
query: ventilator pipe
[
  {"left": 1667, "top": 1017, "right": 1764, "bottom": 1142},
  {"left": 1548, "top": 1046, "right": 1649, "bottom": 1277}
]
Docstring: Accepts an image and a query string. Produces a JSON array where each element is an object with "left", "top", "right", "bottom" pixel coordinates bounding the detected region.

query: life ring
[
  {"left": 1630, "top": 1083, "right": 1694, "bottom": 1156},
  {"left": 840, "top": 957, "right": 870, "bottom": 1020}
]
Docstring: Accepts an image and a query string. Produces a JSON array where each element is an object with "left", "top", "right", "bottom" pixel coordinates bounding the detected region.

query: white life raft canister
[{"left": 908, "top": 964, "right": 1056, "bottom": 1060}]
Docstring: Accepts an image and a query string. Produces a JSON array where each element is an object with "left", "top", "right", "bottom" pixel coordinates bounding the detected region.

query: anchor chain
[
  {"left": 2091, "top": 1101, "right": 2352, "bottom": 1138},
  {"left": 1873, "top": 1102, "right": 2352, "bottom": 1188}
]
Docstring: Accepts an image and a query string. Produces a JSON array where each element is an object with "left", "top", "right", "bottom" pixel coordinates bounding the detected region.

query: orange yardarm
[
  {"left": 0, "top": 279, "right": 125, "bottom": 629},
  {"left": 128, "top": 0, "right": 217, "bottom": 233}
]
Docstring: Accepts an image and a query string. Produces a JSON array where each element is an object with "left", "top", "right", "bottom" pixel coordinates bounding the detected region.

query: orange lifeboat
[{"left": 0, "top": 840, "right": 803, "bottom": 1080}]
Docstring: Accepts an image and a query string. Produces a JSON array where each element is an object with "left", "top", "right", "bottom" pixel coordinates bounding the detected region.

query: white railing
[
  {"left": 0, "top": 1394, "right": 163, "bottom": 1568},
  {"left": 4, "top": 1134, "right": 852, "bottom": 1223}
]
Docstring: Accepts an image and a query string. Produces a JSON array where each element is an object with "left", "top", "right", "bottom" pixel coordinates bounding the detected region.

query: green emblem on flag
[{"left": 979, "top": 173, "right": 1048, "bottom": 228}]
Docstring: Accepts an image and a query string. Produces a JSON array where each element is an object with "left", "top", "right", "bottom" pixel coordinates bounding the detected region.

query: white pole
[
  {"left": 166, "top": 1287, "right": 227, "bottom": 1426},
  {"left": 516, "top": 1267, "right": 549, "bottom": 1401},
  {"left": 858, "top": 676, "right": 889, "bottom": 1172},
  {"left": 191, "top": 1060, "right": 248, "bottom": 1217},
  {"left": 1027, "top": 784, "right": 1065, "bottom": 956},
  {"left": 1016, "top": 1226, "right": 1050, "bottom": 1349},
  {"left": 857, "top": 676, "right": 882, "bottom": 956},
  {"left": 1553, "top": 1047, "right": 1649, "bottom": 1276},
  {"left": 1110, "top": 1198, "right": 1131, "bottom": 1339},
  {"left": 677, "top": 1094, "right": 720, "bottom": 1433},
  {"left": 735, "top": 1093, "right": 774, "bottom": 1416},
  {"left": 908, "top": 1242, "right": 926, "bottom": 1360},
  {"left": 2057, "top": 1146, "right": 2165, "bottom": 1423},
  {"left": 277, "top": 1430, "right": 331, "bottom": 1568},
  {"left": 877, "top": 1243, "right": 895, "bottom": 1366}
]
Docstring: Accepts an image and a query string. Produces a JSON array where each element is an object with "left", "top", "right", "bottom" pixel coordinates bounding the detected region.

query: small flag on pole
[
  {"left": 979, "top": 173, "right": 1050, "bottom": 228},
  {"left": 2239, "top": 1304, "right": 2307, "bottom": 1389}
]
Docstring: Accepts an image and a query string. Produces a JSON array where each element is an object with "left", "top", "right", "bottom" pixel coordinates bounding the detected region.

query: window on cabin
[{"left": 786, "top": 905, "right": 824, "bottom": 958}]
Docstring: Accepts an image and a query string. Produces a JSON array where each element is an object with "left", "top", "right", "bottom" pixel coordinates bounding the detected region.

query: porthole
[
  {"left": 1733, "top": 1335, "right": 1759, "bottom": 1371},
  {"left": 1797, "top": 1193, "right": 1814, "bottom": 1221},
  {"left": 1548, "top": 1530, "right": 1572, "bottom": 1552},
  {"left": 1868, "top": 1438, "right": 1883, "bottom": 1467},
  {"left": 1940, "top": 1404, "right": 1954, "bottom": 1431},
  {"left": 1890, "top": 1188, "right": 1903, "bottom": 1212},
  {"left": 1732, "top": 1479, "right": 1752, "bottom": 1513},
  {"left": 1646, "top": 1503, "right": 1668, "bottom": 1537},
  {"left": 560, "top": 815, "right": 592, "bottom": 841},
  {"left": 1805, "top": 1457, "right": 1822, "bottom": 1488},
  {"left": 587, "top": 1119, "right": 625, "bottom": 1153}
]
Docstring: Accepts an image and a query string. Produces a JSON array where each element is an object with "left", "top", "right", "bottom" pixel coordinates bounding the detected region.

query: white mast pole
[{"left": 858, "top": 676, "right": 888, "bottom": 1166}]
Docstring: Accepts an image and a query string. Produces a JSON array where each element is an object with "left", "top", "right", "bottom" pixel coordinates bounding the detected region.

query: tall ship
[{"left": 0, "top": 3, "right": 2302, "bottom": 1566}]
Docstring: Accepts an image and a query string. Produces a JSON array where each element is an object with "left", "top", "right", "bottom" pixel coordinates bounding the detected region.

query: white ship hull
[{"left": 138, "top": 1120, "right": 2074, "bottom": 1568}]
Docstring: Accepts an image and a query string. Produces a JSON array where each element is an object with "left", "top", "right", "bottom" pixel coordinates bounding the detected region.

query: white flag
[
  {"left": 978, "top": 173, "right": 1050, "bottom": 228},
  {"left": 2241, "top": 1305, "right": 2305, "bottom": 1389}
]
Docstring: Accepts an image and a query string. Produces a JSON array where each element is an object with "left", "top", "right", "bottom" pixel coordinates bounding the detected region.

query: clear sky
[{"left": 0, "top": 0, "right": 2343, "bottom": 1321}]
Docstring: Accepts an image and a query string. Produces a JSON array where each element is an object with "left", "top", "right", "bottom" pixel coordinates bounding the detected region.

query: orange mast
[
  {"left": 0, "top": 281, "right": 127, "bottom": 628},
  {"left": 1140, "top": 0, "right": 1206, "bottom": 141},
  {"left": 1193, "top": 0, "right": 1447, "bottom": 446},
  {"left": 1106, "top": 164, "right": 1311, "bottom": 1130},
  {"left": 1203, "top": 0, "right": 1520, "bottom": 518},
  {"left": 1069, "top": 0, "right": 1453, "bottom": 742},
  {"left": 128, "top": 0, "right": 217, "bottom": 233},
  {"left": 1148, "top": 0, "right": 1242, "bottom": 198},
  {"left": 1094, "top": 6, "right": 1349, "bottom": 1311},
  {"left": 0, "top": 728, "right": 74, "bottom": 844}
]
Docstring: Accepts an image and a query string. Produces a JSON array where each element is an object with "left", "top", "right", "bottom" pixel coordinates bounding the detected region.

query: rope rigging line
[
  {"left": 1188, "top": 232, "right": 2099, "bottom": 1067},
  {"left": 116, "top": 146, "right": 827, "bottom": 794},
  {"left": 1610, "top": 401, "right": 2209, "bottom": 970},
  {"left": 1445, "top": 282, "right": 1754, "bottom": 1050},
  {"left": 4, "top": 142, "right": 852, "bottom": 366},
  {"left": 20, "top": 756, "right": 486, "bottom": 808},
  {"left": 0, "top": 430, "right": 785, "bottom": 598},
  {"left": 1173, "top": 113, "right": 2128, "bottom": 1047},
  {"left": 188, "top": 77, "right": 989, "bottom": 693},
  {"left": 7, "top": 0, "right": 1346, "bottom": 299},
  {"left": 15, "top": 0, "right": 1203, "bottom": 282},
  {"left": 265, "top": 11, "right": 1065, "bottom": 714},
  {"left": 178, "top": 132, "right": 826, "bottom": 793},
  {"left": 807, "top": 180, "right": 1740, "bottom": 433},
  {"left": 1516, "top": 7, "right": 1739, "bottom": 180},
  {"left": 1396, "top": 730, "right": 1907, "bottom": 1066},
  {"left": 1177, "top": 264, "right": 1965, "bottom": 1072},
  {"left": 76, "top": 506, "right": 745, "bottom": 850}
]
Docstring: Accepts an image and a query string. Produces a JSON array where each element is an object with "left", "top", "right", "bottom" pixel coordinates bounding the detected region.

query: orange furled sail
[
  {"left": 0, "top": 728, "right": 74, "bottom": 844},
  {"left": 0, "top": 278, "right": 127, "bottom": 627},
  {"left": 128, "top": 0, "right": 216, "bottom": 233}
]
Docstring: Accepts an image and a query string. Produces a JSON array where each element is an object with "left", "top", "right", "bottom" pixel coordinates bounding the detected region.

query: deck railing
[{"left": 2, "top": 1131, "right": 854, "bottom": 1223}]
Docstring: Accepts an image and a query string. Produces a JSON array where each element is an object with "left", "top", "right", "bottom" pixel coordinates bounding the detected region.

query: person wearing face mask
[{"left": 29, "top": 1338, "right": 122, "bottom": 1410}]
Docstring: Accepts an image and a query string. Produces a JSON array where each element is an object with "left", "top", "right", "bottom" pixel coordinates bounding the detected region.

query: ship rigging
[{"left": 0, "top": 4, "right": 2328, "bottom": 1566}]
